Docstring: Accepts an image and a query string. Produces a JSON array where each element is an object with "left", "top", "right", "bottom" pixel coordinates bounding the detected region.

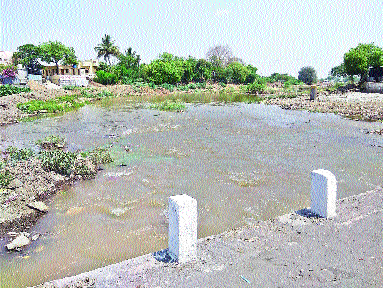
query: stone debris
[
  {"left": 8, "top": 178, "right": 24, "bottom": 189},
  {"left": 6, "top": 232, "right": 30, "bottom": 250},
  {"left": 27, "top": 201, "right": 49, "bottom": 213}
]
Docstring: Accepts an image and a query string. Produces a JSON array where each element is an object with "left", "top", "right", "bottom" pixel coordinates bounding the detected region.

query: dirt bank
[
  {"left": 0, "top": 158, "right": 69, "bottom": 235},
  {"left": 0, "top": 144, "right": 110, "bottom": 237},
  {"left": 265, "top": 92, "right": 383, "bottom": 122},
  {"left": 34, "top": 187, "right": 383, "bottom": 287}
]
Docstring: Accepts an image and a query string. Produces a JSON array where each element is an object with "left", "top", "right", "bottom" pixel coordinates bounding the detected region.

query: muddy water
[{"left": 1, "top": 99, "right": 383, "bottom": 288}]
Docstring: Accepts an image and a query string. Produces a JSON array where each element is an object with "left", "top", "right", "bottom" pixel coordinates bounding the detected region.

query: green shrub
[
  {"left": 247, "top": 81, "right": 267, "bottom": 94},
  {"left": 6, "top": 146, "right": 35, "bottom": 161},
  {"left": 188, "top": 83, "right": 197, "bottom": 90},
  {"left": 0, "top": 85, "right": 30, "bottom": 97},
  {"left": 96, "top": 90, "right": 114, "bottom": 98},
  {"left": 38, "top": 150, "right": 78, "bottom": 176},
  {"left": 0, "top": 169, "right": 14, "bottom": 188},
  {"left": 94, "top": 70, "right": 118, "bottom": 85},
  {"left": 160, "top": 83, "right": 175, "bottom": 92},
  {"left": 177, "top": 85, "right": 189, "bottom": 91},
  {"left": 17, "top": 95, "right": 86, "bottom": 113},
  {"left": 84, "top": 147, "right": 113, "bottom": 165},
  {"left": 63, "top": 86, "right": 78, "bottom": 90},
  {"left": 150, "top": 99, "right": 186, "bottom": 112},
  {"left": 36, "top": 135, "right": 66, "bottom": 150}
]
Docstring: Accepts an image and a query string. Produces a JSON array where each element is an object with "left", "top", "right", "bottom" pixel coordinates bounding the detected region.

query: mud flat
[{"left": 34, "top": 187, "right": 383, "bottom": 288}]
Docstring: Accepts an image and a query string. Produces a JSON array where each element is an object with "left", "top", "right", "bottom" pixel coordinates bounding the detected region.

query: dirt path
[{"left": 35, "top": 187, "right": 383, "bottom": 288}]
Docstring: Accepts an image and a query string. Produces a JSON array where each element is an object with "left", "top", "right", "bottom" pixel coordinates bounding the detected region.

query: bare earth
[
  {"left": 33, "top": 187, "right": 383, "bottom": 288},
  {"left": 265, "top": 91, "right": 383, "bottom": 122}
]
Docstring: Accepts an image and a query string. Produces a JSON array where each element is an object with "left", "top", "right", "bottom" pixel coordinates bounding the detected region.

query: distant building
[
  {"left": 0, "top": 51, "right": 13, "bottom": 66},
  {"left": 41, "top": 59, "right": 99, "bottom": 79}
]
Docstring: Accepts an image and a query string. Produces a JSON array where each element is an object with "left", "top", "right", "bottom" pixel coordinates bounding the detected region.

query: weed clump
[
  {"left": 36, "top": 135, "right": 66, "bottom": 150},
  {"left": 0, "top": 169, "right": 14, "bottom": 188},
  {"left": 150, "top": 99, "right": 186, "bottom": 112}
]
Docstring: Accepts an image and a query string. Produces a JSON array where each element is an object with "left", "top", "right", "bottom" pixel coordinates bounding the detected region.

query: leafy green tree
[
  {"left": 40, "top": 41, "right": 78, "bottom": 75},
  {"left": 182, "top": 56, "right": 197, "bottom": 83},
  {"left": 344, "top": 43, "right": 383, "bottom": 83},
  {"left": 194, "top": 59, "right": 212, "bottom": 82},
  {"left": 245, "top": 65, "right": 258, "bottom": 83},
  {"left": 224, "top": 62, "right": 249, "bottom": 84},
  {"left": 330, "top": 63, "right": 346, "bottom": 77},
  {"left": 114, "top": 47, "right": 140, "bottom": 82},
  {"left": 144, "top": 53, "right": 185, "bottom": 84},
  {"left": 12, "top": 44, "right": 43, "bottom": 74},
  {"left": 298, "top": 66, "right": 317, "bottom": 85},
  {"left": 94, "top": 34, "right": 120, "bottom": 65}
]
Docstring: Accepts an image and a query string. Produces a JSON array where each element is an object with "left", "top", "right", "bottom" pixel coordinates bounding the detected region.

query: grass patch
[
  {"left": 0, "top": 85, "right": 30, "bottom": 97},
  {"left": 17, "top": 95, "right": 89, "bottom": 114},
  {"left": 150, "top": 99, "right": 186, "bottom": 112}
]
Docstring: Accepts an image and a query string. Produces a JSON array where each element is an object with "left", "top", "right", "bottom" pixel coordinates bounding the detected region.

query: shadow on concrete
[
  {"left": 152, "top": 248, "right": 176, "bottom": 263},
  {"left": 296, "top": 208, "right": 322, "bottom": 218}
]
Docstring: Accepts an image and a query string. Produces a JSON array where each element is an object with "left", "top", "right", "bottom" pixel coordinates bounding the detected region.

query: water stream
[{"left": 1, "top": 99, "right": 382, "bottom": 287}]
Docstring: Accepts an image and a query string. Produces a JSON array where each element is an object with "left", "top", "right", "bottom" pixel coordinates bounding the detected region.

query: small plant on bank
[
  {"left": 36, "top": 135, "right": 66, "bottom": 150},
  {"left": 246, "top": 82, "right": 266, "bottom": 94},
  {"left": 150, "top": 99, "right": 186, "bottom": 112},
  {"left": 0, "top": 169, "right": 14, "bottom": 188},
  {"left": 83, "top": 147, "right": 114, "bottom": 165},
  {"left": 160, "top": 83, "right": 175, "bottom": 92},
  {"left": 96, "top": 90, "right": 114, "bottom": 98},
  {"left": 5, "top": 146, "right": 35, "bottom": 161},
  {"left": 0, "top": 85, "right": 31, "bottom": 97},
  {"left": 38, "top": 150, "right": 78, "bottom": 176},
  {"left": 63, "top": 85, "right": 78, "bottom": 90},
  {"left": 17, "top": 95, "right": 88, "bottom": 114}
]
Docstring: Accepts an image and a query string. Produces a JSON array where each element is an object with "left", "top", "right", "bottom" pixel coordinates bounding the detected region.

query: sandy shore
[{"left": 34, "top": 187, "right": 383, "bottom": 288}]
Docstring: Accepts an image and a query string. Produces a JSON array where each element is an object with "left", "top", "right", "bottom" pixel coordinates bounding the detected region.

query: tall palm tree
[{"left": 94, "top": 34, "right": 120, "bottom": 65}]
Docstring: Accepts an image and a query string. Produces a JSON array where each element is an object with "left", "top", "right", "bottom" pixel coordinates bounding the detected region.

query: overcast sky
[{"left": 1, "top": 0, "right": 382, "bottom": 78}]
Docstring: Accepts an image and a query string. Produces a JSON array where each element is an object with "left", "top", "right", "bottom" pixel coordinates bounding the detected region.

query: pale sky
[{"left": 1, "top": 0, "right": 382, "bottom": 78}]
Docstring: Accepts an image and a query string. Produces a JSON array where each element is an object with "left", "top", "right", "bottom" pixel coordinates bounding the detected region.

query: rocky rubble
[{"left": 265, "top": 92, "right": 383, "bottom": 122}]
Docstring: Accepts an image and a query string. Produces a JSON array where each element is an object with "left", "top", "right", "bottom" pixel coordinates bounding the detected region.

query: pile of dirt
[{"left": 265, "top": 92, "right": 383, "bottom": 121}]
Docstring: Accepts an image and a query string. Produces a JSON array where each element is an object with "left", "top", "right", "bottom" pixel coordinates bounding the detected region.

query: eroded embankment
[{"left": 0, "top": 141, "right": 112, "bottom": 239}]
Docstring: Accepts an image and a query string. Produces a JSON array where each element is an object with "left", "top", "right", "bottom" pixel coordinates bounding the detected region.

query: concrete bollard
[
  {"left": 310, "top": 169, "right": 337, "bottom": 218},
  {"left": 168, "top": 194, "right": 198, "bottom": 263}
]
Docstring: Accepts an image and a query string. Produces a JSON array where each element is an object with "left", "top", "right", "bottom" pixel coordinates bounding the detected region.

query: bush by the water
[
  {"left": 0, "top": 169, "right": 14, "bottom": 188},
  {"left": 36, "top": 135, "right": 66, "bottom": 150},
  {"left": 94, "top": 70, "right": 118, "bottom": 85},
  {"left": 0, "top": 85, "right": 30, "bottom": 97},
  {"left": 6, "top": 147, "right": 35, "bottom": 161}
]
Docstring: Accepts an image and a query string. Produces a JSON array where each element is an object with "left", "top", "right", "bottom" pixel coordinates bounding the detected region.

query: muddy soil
[{"left": 0, "top": 159, "right": 69, "bottom": 235}]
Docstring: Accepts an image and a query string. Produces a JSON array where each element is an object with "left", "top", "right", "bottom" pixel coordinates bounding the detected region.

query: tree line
[{"left": 6, "top": 35, "right": 383, "bottom": 87}]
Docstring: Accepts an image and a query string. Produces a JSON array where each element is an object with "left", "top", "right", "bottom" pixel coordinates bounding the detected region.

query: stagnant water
[{"left": 1, "top": 99, "right": 383, "bottom": 288}]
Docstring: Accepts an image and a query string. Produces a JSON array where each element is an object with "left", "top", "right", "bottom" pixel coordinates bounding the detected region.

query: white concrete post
[
  {"left": 168, "top": 194, "right": 197, "bottom": 263},
  {"left": 310, "top": 169, "right": 337, "bottom": 218}
]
